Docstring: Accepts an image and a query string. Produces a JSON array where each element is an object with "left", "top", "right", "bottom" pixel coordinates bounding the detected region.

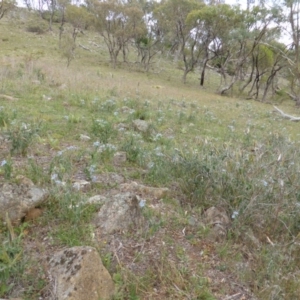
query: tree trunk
[
  {"left": 182, "top": 70, "right": 189, "bottom": 84},
  {"left": 200, "top": 58, "right": 209, "bottom": 87}
]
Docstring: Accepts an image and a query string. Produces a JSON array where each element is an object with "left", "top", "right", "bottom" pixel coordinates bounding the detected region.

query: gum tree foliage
[
  {"left": 186, "top": 3, "right": 238, "bottom": 87},
  {"left": 88, "top": 0, "right": 146, "bottom": 68},
  {"left": 0, "top": 0, "right": 16, "bottom": 20},
  {"left": 56, "top": 0, "right": 71, "bottom": 47},
  {"left": 134, "top": 0, "right": 163, "bottom": 71},
  {"left": 282, "top": 0, "right": 300, "bottom": 105},
  {"left": 213, "top": 4, "right": 282, "bottom": 95},
  {"left": 154, "top": 0, "right": 204, "bottom": 83},
  {"left": 65, "top": 4, "right": 91, "bottom": 43},
  {"left": 60, "top": 5, "right": 91, "bottom": 67}
]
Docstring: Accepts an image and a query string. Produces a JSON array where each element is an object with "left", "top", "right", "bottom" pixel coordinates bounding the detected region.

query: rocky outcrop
[
  {"left": 49, "top": 246, "right": 114, "bottom": 300},
  {"left": 120, "top": 182, "right": 169, "bottom": 200},
  {"left": 92, "top": 172, "right": 125, "bottom": 186},
  {"left": 94, "top": 192, "right": 144, "bottom": 234},
  {"left": 0, "top": 182, "right": 47, "bottom": 224},
  {"left": 72, "top": 180, "right": 91, "bottom": 192},
  {"left": 132, "top": 119, "right": 149, "bottom": 132}
]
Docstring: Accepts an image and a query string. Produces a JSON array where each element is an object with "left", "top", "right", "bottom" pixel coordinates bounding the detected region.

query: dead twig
[
  {"left": 273, "top": 106, "right": 300, "bottom": 121},
  {"left": 79, "top": 44, "right": 91, "bottom": 51},
  {"left": 223, "top": 292, "right": 243, "bottom": 300},
  {"left": 0, "top": 94, "right": 18, "bottom": 101}
]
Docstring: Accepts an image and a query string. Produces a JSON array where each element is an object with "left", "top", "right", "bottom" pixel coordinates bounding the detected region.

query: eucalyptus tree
[
  {"left": 187, "top": 3, "right": 238, "bottom": 87},
  {"left": 44, "top": 0, "right": 57, "bottom": 30},
  {"left": 57, "top": 0, "right": 70, "bottom": 47},
  {"left": 134, "top": 0, "right": 163, "bottom": 71},
  {"left": 58, "top": 4, "right": 92, "bottom": 66},
  {"left": 88, "top": 0, "right": 146, "bottom": 68},
  {"left": 215, "top": 4, "right": 282, "bottom": 96},
  {"left": 66, "top": 4, "right": 91, "bottom": 43},
  {"left": 154, "top": 0, "right": 204, "bottom": 83},
  {"left": 282, "top": 0, "right": 300, "bottom": 105},
  {"left": 0, "top": 0, "right": 16, "bottom": 20},
  {"left": 245, "top": 43, "right": 284, "bottom": 101}
]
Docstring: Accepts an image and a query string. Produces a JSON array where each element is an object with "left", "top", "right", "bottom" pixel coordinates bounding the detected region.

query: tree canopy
[{"left": 12, "top": 0, "right": 300, "bottom": 103}]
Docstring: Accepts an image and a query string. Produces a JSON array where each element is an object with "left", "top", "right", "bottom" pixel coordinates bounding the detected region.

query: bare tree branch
[{"left": 273, "top": 106, "right": 300, "bottom": 121}]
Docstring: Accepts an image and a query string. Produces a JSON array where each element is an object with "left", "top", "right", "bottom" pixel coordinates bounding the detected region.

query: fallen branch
[
  {"left": 79, "top": 44, "right": 91, "bottom": 51},
  {"left": 273, "top": 106, "right": 300, "bottom": 121},
  {"left": 0, "top": 94, "right": 18, "bottom": 101}
]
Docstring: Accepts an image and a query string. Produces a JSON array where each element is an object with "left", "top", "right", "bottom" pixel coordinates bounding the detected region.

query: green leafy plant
[
  {"left": 7, "top": 123, "right": 40, "bottom": 156},
  {"left": 0, "top": 218, "right": 26, "bottom": 297},
  {"left": 91, "top": 119, "right": 117, "bottom": 143}
]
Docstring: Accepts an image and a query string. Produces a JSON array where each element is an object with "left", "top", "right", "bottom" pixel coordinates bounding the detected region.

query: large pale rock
[
  {"left": 120, "top": 182, "right": 169, "bottom": 200},
  {"left": 95, "top": 192, "right": 144, "bottom": 234},
  {"left": 72, "top": 180, "right": 91, "bottom": 192},
  {"left": 0, "top": 183, "right": 47, "bottom": 224},
  {"left": 79, "top": 134, "right": 91, "bottom": 141},
  {"left": 132, "top": 119, "right": 149, "bottom": 132},
  {"left": 49, "top": 246, "right": 114, "bottom": 300},
  {"left": 92, "top": 172, "right": 125, "bottom": 186},
  {"left": 86, "top": 195, "right": 108, "bottom": 205}
]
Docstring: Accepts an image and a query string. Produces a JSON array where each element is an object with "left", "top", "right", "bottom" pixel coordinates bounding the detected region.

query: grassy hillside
[{"left": 1, "top": 9, "right": 300, "bottom": 299}]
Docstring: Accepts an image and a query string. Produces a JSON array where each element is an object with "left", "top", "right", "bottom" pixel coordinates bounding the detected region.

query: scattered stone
[
  {"left": 120, "top": 182, "right": 169, "bottom": 200},
  {"left": 15, "top": 175, "right": 34, "bottom": 186},
  {"left": 121, "top": 106, "right": 135, "bottom": 114},
  {"left": 79, "top": 134, "right": 91, "bottom": 141},
  {"left": 86, "top": 195, "right": 108, "bottom": 205},
  {"left": 72, "top": 180, "right": 91, "bottom": 192},
  {"left": 113, "top": 151, "right": 127, "bottom": 166},
  {"left": 31, "top": 80, "right": 41, "bottom": 85},
  {"left": 94, "top": 192, "right": 145, "bottom": 234},
  {"left": 132, "top": 119, "right": 149, "bottom": 132},
  {"left": 115, "top": 123, "right": 129, "bottom": 131},
  {"left": 203, "top": 207, "right": 230, "bottom": 241},
  {"left": 92, "top": 172, "right": 125, "bottom": 186},
  {"left": 0, "top": 183, "right": 48, "bottom": 225},
  {"left": 49, "top": 246, "right": 115, "bottom": 300},
  {"left": 42, "top": 95, "right": 52, "bottom": 101}
]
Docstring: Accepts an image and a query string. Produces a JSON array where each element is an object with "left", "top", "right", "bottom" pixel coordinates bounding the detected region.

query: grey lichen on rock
[
  {"left": 49, "top": 246, "right": 114, "bottom": 300},
  {"left": 94, "top": 192, "right": 145, "bottom": 234}
]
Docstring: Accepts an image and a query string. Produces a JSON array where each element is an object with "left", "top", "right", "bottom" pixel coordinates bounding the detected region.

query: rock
[
  {"left": 79, "top": 134, "right": 91, "bottom": 141},
  {"left": 15, "top": 175, "right": 34, "bottom": 186},
  {"left": 95, "top": 192, "right": 144, "bottom": 234},
  {"left": 113, "top": 151, "right": 127, "bottom": 165},
  {"left": 49, "top": 246, "right": 114, "bottom": 300},
  {"left": 0, "top": 183, "right": 48, "bottom": 224},
  {"left": 86, "top": 195, "right": 108, "bottom": 205},
  {"left": 92, "top": 172, "right": 125, "bottom": 186},
  {"left": 121, "top": 106, "right": 135, "bottom": 114},
  {"left": 115, "top": 123, "right": 129, "bottom": 132},
  {"left": 31, "top": 80, "right": 41, "bottom": 85},
  {"left": 120, "top": 182, "right": 169, "bottom": 200},
  {"left": 72, "top": 180, "right": 91, "bottom": 192},
  {"left": 132, "top": 119, "right": 149, "bottom": 132},
  {"left": 42, "top": 95, "right": 52, "bottom": 101},
  {"left": 203, "top": 207, "right": 230, "bottom": 241}
]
